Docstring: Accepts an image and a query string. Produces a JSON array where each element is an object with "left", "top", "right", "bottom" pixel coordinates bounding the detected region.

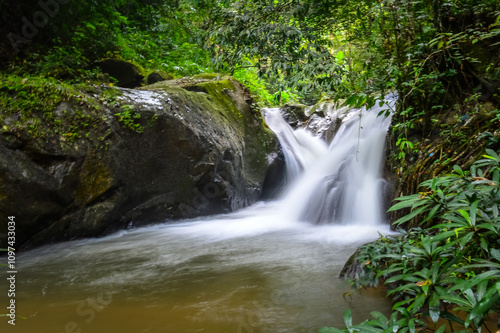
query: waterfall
[{"left": 264, "top": 100, "right": 393, "bottom": 225}]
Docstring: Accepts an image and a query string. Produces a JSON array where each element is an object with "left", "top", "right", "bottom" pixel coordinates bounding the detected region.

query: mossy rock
[
  {"left": 192, "top": 73, "right": 221, "bottom": 80},
  {"left": 147, "top": 71, "right": 174, "bottom": 85},
  {"left": 280, "top": 103, "right": 309, "bottom": 126},
  {"left": 94, "top": 59, "right": 145, "bottom": 88},
  {"left": 0, "top": 74, "right": 281, "bottom": 250}
]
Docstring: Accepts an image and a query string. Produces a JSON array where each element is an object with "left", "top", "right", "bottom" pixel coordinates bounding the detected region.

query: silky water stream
[{"left": 2, "top": 103, "right": 395, "bottom": 333}]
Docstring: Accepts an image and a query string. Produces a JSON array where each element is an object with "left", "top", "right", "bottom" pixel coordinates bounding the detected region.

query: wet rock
[
  {"left": 339, "top": 249, "right": 363, "bottom": 279},
  {"left": 259, "top": 150, "right": 286, "bottom": 200},
  {"left": 280, "top": 103, "right": 309, "bottom": 127}
]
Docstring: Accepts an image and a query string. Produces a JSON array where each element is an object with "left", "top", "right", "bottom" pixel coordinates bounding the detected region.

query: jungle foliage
[
  {"left": 0, "top": 0, "right": 216, "bottom": 78},
  {"left": 206, "top": 0, "right": 500, "bottom": 156},
  {"left": 327, "top": 150, "right": 500, "bottom": 332},
  {"left": 0, "top": 0, "right": 284, "bottom": 105},
  {"left": 1, "top": 1, "right": 500, "bottom": 331}
]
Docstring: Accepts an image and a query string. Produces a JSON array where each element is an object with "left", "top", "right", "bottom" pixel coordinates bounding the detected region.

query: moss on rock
[
  {"left": 75, "top": 156, "right": 115, "bottom": 205},
  {"left": 0, "top": 73, "right": 280, "bottom": 249}
]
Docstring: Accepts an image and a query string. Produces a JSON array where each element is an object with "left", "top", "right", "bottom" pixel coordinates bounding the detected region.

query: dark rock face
[
  {"left": 0, "top": 75, "right": 280, "bottom": 249},
  {"left": 147, "top": 71, "right": 174, "bottom": 85},
  {"left": 259, "top": 150, "right": 286, "bottom": 200},
  {"left": 339, "top": 249, "right": 362, "bottom": 279},
  {"left": 94, "top": 59, "right": 145, "bottom": 88}
]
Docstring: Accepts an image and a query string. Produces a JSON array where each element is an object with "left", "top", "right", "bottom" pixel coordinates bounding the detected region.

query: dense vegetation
[
  {"left": 206, "top": 0, "right": 500, "bottom": 171},
  {"left": 1, "top": 0, "right": 500, "bottom": 332},
  {"left": 0, "top": 0, "right": 290, "bottom": 106},
  {"left": 328, "top": 152, "right": 500, "bottom": 332},
  {"left": 0, "top": 0, "right": 212, "bottom": 76}
]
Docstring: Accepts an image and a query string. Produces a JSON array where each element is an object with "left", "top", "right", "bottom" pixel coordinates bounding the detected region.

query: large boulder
[
  {"left": 0, "top": 75, "right": 280, "bottom": 249},
  {"left": 147, "top": 71, "right": 174, "bottom": 85},
  {"left": 94, "top": 59, "right": 145, "bottom": 88}
]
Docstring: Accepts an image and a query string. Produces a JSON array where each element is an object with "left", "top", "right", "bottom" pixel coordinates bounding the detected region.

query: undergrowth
[{"left": 322, "top": 149, "right": 500, "bottom": 332}]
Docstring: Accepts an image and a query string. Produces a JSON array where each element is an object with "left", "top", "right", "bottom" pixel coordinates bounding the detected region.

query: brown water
[{"left": 1, "top": 203, "right": 393, "bottom": 333}]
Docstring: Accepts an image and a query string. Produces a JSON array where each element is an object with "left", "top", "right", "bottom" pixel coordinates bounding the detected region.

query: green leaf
[
  {"left": 410, "top": 293, "right": 426, "bottom": 312},
  {"left": 385, "top": 274, "right": 407, "bottom": 284},
  {"left": 459, "top": 231, "right": 475, "bottom": 247},
  {"left": 84, "top": 22, "right": 96, "bottom": 30},
  {"left": 393, "top": 298, "right": 414, "bottom": 309},
  {"left": 353, "top": 322, "right": 384, "bottom": 333},
  {"left": 429, "top": 308, "right": 440, "bottom": 323},
  {"left": 440, "top": 311, "right": 465, "bottom": 325},
  {"left": 440, "top": 295, "right": 473, "bottom": 308},
  {"left": 457, "top": 210, "right": 471, "bottom": 226},
  {"left": 429, "top": 230, "right": 457, "bottom": 242},
  {"left": 345, "top": 94, "right": 358, "bottom": 107},
  {"left": 434, "top": 325, "right": 447, "bottom": 333},
  {"left": 388, "top": 197, "right": 427, "bottom": 212},
  {"left": 466, "top": 284, "right": 499, "bottom": 327},
  {"left": 422, "top": 204, "right": 441, "bottom": 223},
  {"left": 393, "top": 194, "right": 421, "bottom": 202},
  {"left": 491, "top": 248, "right": 500, "bottom": 262},
  {"left": 408, "top": 319, "right": 415, "bottom": 333},
  {"left": 476, "top": 223, "right": 499, "bottom": 233},
  {"left": 343, "top": 308, "right": 353, "bottom": 328},
  {"left": 393, "top": 204, "right": 430, "bottom": 226},
  {"left": 431, "top": 177, "right": 438, "bottom": 191},
  {"left": 452, "top": 271, "right": 500, "bottom": 291},
  {"left": 369, "top": 311, "right": 388, "bottom": 326},
  {"left": 377, "top": 266, "right": 404, "bottom": 278},
  {"left": 336, "top": 51, "right": 344, "bottom": 62},
  {"left": 484, "top": 149, "right": 500, "bottom": 161}
]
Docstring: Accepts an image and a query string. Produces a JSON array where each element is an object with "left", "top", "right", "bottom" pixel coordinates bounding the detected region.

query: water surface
[{"left": 3, "top": 203, "right": 393, "bottom": 333}]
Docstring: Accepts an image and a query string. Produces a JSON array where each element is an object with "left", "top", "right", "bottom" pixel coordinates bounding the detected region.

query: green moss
[
  {"left": 145, "top": 76, "right": 247, "bottom": 129},
  {"left": 0, "top": 75, "right": 144, "bottom": 150},
  {"left": 114, "top": 104, "right": 144, "bottom": 133},
  {"left": 192, "top": 73, "right": 220, "bottom": 80},
  {"left": 144, "top": 75, "right": 276, "bottom": 183},
  {"left": 75, "top": 157, "right": 114, "bottom": 205},
  {"left": 197, "top": 79, "right": 245, "bottom": 122},
  {"left": 0, "top": 74, "right": 107, "bottom": 141}
]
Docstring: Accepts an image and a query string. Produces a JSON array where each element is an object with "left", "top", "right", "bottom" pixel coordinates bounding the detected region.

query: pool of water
[{"left": 1, "top": 202, "right": 393, "bottom": 333}]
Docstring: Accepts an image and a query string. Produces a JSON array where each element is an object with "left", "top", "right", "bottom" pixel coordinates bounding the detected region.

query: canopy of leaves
[{"left": 206, "top": 0, "right": 500, "bottom": 106}]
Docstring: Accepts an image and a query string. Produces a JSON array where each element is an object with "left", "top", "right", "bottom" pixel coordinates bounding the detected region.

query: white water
[
  {"left": 2, "top": 101, "right": 396, "bottom": 333},
  {"left": 264, "top": 101, "right": 393, "bottom": 226}
]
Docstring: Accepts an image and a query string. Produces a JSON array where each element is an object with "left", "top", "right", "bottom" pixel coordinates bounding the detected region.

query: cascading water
[
  {"left": 264, "top": 100, "right": 393, "bottom": 225},
  {"left": 4, "top": 99, "right": 396, "bottom": 333}
]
